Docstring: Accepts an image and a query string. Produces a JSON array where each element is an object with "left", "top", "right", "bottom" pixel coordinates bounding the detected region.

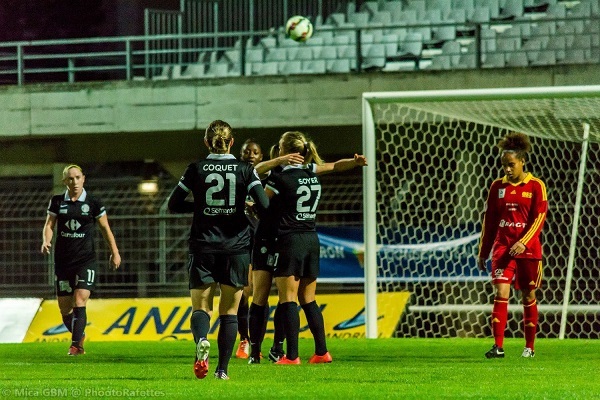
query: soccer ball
[{"left": 285, "top": 16, "right": 313, "bottom": 42}]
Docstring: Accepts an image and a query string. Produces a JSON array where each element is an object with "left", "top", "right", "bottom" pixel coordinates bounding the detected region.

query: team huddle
[{"left": 41, "top": 122, "right": 545, "bottom": 379}]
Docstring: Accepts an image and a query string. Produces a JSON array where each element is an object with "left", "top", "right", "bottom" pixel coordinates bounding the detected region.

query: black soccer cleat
[
  {"left": 248, "top": 356, "right": 261, "bottom": 364},
  {"left": 268, "top": 347, "right": 285, "bottom": 363},
  {"left": 485, "top": 344, "right": 505, "bottom": 358}
]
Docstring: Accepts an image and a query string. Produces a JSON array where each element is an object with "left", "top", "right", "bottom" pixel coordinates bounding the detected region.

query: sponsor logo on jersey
[
  {"left": 59, "top": 209, "right": 67, "bottom": 214},
  {"left": 498, "top": 188, "right": 505, "bottom": 198},
  {"left": 522, "top": 191, "right": 532, "bottom": 198},
  {"left": 296, "top": 212, "right": 316, "bottom": 221},
  {"left": 81, "top": 204, "right": 90, "bottom": 213},
  {"left": 511, "top": 190, "right": 516, "bottom": 194},
  {"left": 203, "top": 207, "right": 237, "bottom": 216},
  {"left": 499, "top": 219, "right": 527, "bottom": 228},
  {"left": 65, "top": 219, "right": 81, "bottom": 231},
  {"left": 61, "top": 232, "right": 86, "bottom": 238}
]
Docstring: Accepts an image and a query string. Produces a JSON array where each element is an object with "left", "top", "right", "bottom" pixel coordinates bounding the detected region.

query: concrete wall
[{"left": 1, "top": 64, "right": 598, "bottom": 176}]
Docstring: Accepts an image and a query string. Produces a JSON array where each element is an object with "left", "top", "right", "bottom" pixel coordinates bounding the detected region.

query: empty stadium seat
[
  {"left": 498, "top": 0, "right": 525, "bottom": 19},
  {"left": 506, "top": 50, "right": 530, "bottom": 66},
  {"left": 362, "top": 44, "right": 386, "bottom": 69},
  {"left": 483, "top": 52, "right": 506, "bottom": 68},
  {"left": 265, "top": 48, "right": 287, "bottom": 62},
  {"left": 255, "top": 61, "right": 279, "bottom": 76},
  {"left": 328, "top": 59, "right": 352, "bottom": 73},
  {"left": 181, "top": 63, "right": 206, "bottom": 78},
  {"left": 279, "top": 60, "right": 303, "bottom": 75},
  {"left": 530, "top": 50, "right": 557, "bottom": 65},
  {"left": 301, "top": 59, "right": 326, "bottom": 74}
]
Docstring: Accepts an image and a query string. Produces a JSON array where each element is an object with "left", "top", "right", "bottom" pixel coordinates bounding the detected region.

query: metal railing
[
  {"left": 0, "top": 16, "right": 598, "bottom": 86},
  {"left": 0, "top": 172, "right": 363, "bottom": 298}
]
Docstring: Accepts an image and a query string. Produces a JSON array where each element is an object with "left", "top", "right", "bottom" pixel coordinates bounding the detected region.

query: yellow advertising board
[{"left": 23, "top": 292, "right": 409, "bottom": 343}]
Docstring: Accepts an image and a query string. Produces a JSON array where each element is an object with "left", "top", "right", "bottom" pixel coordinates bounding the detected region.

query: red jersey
[{"left": 478, "top": 172, "right": 547, "bottom": 261}]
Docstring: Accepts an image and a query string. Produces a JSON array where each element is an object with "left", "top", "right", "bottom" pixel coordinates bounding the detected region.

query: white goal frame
[{"left": 362, "top": 85, "right": 600, "bottom": 339}]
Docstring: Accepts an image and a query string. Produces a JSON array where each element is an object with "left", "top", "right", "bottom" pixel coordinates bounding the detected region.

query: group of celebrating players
[{"left": 41, "top": 121, "right": 545, "bottom": 380}]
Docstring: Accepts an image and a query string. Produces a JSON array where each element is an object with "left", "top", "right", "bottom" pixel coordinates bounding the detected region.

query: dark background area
[{"left": 0, "top": 0, "right": 180, "bottom": 42}]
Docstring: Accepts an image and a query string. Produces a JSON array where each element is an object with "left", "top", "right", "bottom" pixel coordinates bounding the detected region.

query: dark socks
[
  {"left": 190, "top": 309, "right": 211, "bottom": 343},
  {"left": 248, "top": 303, "right": 267, "bottom": 358},
  {"left": 62, "top": 313, "right": 73, "bottom": 333},
  {"left": 237, "top": 294, "right": 249, "bottom": 340},
  {"left": 272, "top": 302, "right": 286, "bottom": 352},
  {"left": 302, "top": 301, "right": 328, "bottom": 355},
  {"left": 280, "top": 301, "right": 300, "bottom": 360},
  {"left": 71, "top": 307, "right": 86, "bottom": 345},
  {"left": 217, "top": 314, "right": 237, "bottom": 374}
]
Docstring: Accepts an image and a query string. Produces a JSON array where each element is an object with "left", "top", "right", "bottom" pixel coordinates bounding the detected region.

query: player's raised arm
[
  {"left": 315, "top": 153, "right": 368, "bottom": 175},
  {"left": 254, "top": 153, "right": 304, "bottom": 177}
]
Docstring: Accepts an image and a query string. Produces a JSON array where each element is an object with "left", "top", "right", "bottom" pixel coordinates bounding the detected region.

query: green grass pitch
[{"left": 1, "top": 338, "right": 599, "bottom": 399}]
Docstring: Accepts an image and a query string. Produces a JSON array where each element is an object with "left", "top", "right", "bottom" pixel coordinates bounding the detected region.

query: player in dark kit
[
  {"left": 235, "top": 139, "right": 305, "bottom": 360},
  {"left": 478, "top": 132, "right": 547, "bottom": 359},
  {"left": 247, "top": 140, "right": 367, "bottom": 364},
  {"left": 246, "top": 142, "right": 306, "bottom": 363},
  {"left": 257, "top": 131, "right": 366, "bottom": 365},
  {"left": 41, "top": 164, "right": 121, "bottom": 356},
  {"left": 168, "top": 120, "right": 269, "bottom": 380}
]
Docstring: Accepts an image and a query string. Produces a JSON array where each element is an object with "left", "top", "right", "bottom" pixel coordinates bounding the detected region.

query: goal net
[{"left": 362, "top": 86, "right": 600, "bottom": 339}]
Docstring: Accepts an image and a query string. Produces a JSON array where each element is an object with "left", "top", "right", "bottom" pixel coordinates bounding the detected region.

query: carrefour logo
[{"left": 65, "top": 219, "right": 81, "bottom": 231}]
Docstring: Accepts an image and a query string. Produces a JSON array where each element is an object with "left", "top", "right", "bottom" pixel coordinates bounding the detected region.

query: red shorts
[{"left": 491, "top": 258, "right": 542, "bottom": 290}]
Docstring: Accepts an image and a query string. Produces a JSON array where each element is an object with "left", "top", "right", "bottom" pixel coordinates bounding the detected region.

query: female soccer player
[
  {"left": 168, "top": 120, "right": 269, "bottom": 380},
  {"left": 249, "top": 131, "right": 367, "bottom": 364},
  {"left": 235, "top": 138, "right": 265, "bottom": 359},
  {"left": 41, "top": 164, "right": 121, "bottom": 356},
  {"left": 477, "top": 132, "right": 547, "bottom": 359}
]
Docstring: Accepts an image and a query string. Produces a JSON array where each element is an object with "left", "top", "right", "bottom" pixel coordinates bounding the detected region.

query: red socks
[
  {"left": 523, "top": 299, "right": 538, "bottom": 350},
  {"left": 491, "top": 297, "right": 509, "bottom": 348}
]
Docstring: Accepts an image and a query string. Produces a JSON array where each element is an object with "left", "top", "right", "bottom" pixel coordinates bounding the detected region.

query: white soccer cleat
[
  {"left": 521, "top": 347, "right": 535, "bottom": 358},
  {"left": 194, "top": 339, "right": 210, "bottom": 379}
]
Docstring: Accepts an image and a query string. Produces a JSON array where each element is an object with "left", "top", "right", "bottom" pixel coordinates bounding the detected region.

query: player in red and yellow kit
[{"left": 477, "top": 132, "right": 547, "bottom": 359}]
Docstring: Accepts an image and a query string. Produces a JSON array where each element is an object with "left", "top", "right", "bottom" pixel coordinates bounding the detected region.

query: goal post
[{"left": 362, "top": 85, "right": 600, "bottom": 340}]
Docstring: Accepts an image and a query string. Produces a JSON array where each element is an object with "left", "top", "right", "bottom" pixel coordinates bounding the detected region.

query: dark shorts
[
  {"left": 272, "top": 232, "right": 320, "bottom": 279},
  {"left": 492, "top": 257, "right": 543, "bottom": 290},
  {"left": 55, "top": 260, "right": 98, "bottom": 296},
  {"left": 188, "top": 252, "right": 250, "bottom": 289},
  {"left": 251, "top": 237, "right": 278, "bottom": 272}
]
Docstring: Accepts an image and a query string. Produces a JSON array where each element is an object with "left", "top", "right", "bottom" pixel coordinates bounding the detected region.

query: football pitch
[{"left": 1, "top": 338, "right": 598, "bottom": 399}]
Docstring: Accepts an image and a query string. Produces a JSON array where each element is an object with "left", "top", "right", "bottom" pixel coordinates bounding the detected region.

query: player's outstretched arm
[
  {"left": 316, "top": 154, "right": 368, "bottom": 175},
  {"left": 255, "top": 153, "right": 304, "bottom": 177}
]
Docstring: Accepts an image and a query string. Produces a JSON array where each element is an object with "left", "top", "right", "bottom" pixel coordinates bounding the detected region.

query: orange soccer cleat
[
  {"left": 235, "top": 339, "right": 249, "bottom": 359},
  {"left": 275, "top": 355, "right": 301, "bottom": 365},
  {"left": 308, "top": 352, "right": 333, "bottom": 364}
]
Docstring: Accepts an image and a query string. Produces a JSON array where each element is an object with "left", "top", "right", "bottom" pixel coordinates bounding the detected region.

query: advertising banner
[
  {"left": 24, "top": 292, "right": 409, "bottom": 342},
  {"left": 0, "top": 298, "right": 43, "bottom": 343}
]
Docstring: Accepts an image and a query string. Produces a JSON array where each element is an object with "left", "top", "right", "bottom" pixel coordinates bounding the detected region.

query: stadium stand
[{"left": 0, "top": 1, "right": 598, "bottom": 83}]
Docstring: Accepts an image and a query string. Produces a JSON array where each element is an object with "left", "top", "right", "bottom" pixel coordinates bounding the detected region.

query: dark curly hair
[{"left": 498, "top": 132, "right": 532, "bottom": 162}]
